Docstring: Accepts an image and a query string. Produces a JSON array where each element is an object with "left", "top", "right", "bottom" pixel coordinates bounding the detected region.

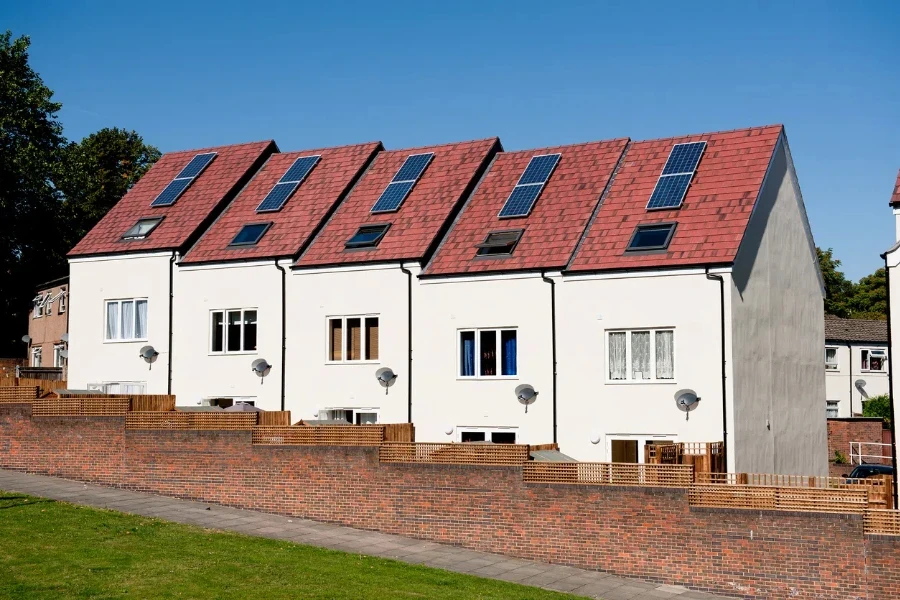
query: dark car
[{"left": 845, "top": 464, "right": 893, "bottom": 480}]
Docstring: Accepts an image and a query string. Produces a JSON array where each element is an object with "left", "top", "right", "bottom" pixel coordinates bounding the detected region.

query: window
[
  {"left": 31, "top": 348, "right": 42, "bottom": 368},
  {"left": 475, "top": 230, "right": 523, "bottom": 257},
  {"left": 210, "top": 309, "right": 257, "bottom": 353},
  {"left": 88, "top": 382, "right": 146, "bottom": 394},
  {"left": 607, "top": 329, "right": 674, "bottom": 382},
  {"left": 53, "top": 344, "right": 65, "bottom": 368},
  {"left": 861, "top": 348, "right": 887, "bottom": 372},
  {"left": 229, "top": 222, "right": 272, "bottom": 247},
  {"left": 825, "top": 347, "right": 838, "bottom": 370},
  {"left": 323, "top": 408, "right": 378, "bottom": 424},
  {"left": 327, "top": 316, "right": 379, "bottom": 362},
  {"left": 826, "top": 400, "right": 839, "bottom": 419},
  {"left": 345, "top": 224, "right": 390, "bottom": 249},
  {"left": 625, "top": 223, "right": 676, "bottom": 252},
  {"left": 459, "top": 328, "right": 517, "bottom": 378},
  {"left": 608, "top": 436, "right": 675, "bottom": 463},
  {"left": 458, "top": 427, "right": 517, "bottom": 443},
  {"left": 105, "top": 299, "right": 148, "bottom": 341},
  {"left": 33, "top": 294, "right": 45, "bottom": 318},
  {"left": 122, "top": 217, "right": 163, "bottom": 240},
  {"left": 58, "top": 290, "right": 66, "bottom": 314}
]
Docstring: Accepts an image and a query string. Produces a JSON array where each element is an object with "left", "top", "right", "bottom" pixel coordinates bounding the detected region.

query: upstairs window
[
  {"left": 476, "top": 230, "right": 523, "bottom": 257},
  {"left": 33, "top": 294, "right": 45, "bottom": 318},
  {"left": 345, "top": 224, "right": 390, "bottom": 249},
  {"left": 861, "top": 348, "right": 886, "bottom": 372},
  {"left": 607, "top": 329, "right": 674, "bottom": 382},
  {"left": 105, "top": 299, "right": 148, "bottom": 342},
  {"left": 459, "top": 328, "right": 517, "bottom": 378},
  {"left": 122, "top": 217, "right": 164, "bottom": 240},
  {"left": 210, "top": 309, "right": 257, "bottom": 354},
  {"left": 58, "top": 289, "right": 67, "bottom": 314},
  {"left": 31, "top": 347, "right": 42, "bottom": 368},
  {"left": 626, "top": 223, "right": 676, "bottom": 252},
  {"left": 229, "top": 223, "right": 272, "bottom": 247},
  {"left": 328, "top": 316, "right": 379, "bottom": 362},
  {"left": 825, "top": 347, "right": 838, "bottom": 371}
]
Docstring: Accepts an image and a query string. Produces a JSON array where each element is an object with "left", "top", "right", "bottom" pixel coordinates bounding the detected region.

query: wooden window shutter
[
  {"left": 329, "top": 319, "right": 342, "bottom": 361},
  {"left": 365, "top": 317, "right": 379, "bottom": 360},
  {"left": 347, "top": 318, "right": 362, "bottom": 360}
]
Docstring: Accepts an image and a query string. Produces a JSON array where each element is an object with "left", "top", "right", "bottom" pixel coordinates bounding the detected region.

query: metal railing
[{"left": 850, "top": 441, "right": 893, "bottom": 466}]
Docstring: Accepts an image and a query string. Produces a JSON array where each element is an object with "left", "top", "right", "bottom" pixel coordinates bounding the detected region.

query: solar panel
[
  {"left": 256, "top": 155, "right": 321, "bottom": 213},
  {"left": 371, "top": 153, "right": 434, "bottom": 213},
  {"left": 151, "top": 152, "right": 217, "bottom": 207},
  {"left": 646, "top": 142, "right": 706, "bottom": 211},
  {"left": 498, "top": 154, "right": 560, "bottom": 218}
]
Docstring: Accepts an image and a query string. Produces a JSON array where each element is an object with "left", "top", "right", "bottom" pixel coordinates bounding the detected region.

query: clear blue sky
[{"left": 8, "top": 1, "right": 899, "bottom": 280}]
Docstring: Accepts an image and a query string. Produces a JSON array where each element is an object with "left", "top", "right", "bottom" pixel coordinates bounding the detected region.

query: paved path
[{"left": 0, "top": 469, "right": 728, "bottom": 600}]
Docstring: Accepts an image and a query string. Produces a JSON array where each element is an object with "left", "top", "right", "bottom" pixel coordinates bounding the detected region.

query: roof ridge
[
  {"left": 161, "top": 139, "right": 275, "bottom": 155},
  {"left": 634, "top": 123, "right": 783, "bottom": 143},
  {"left": 383, "top": 136, "right": 500, "bottom": 153},
  {"left": 277, "top": 140, "right": 383, "bottom": 154},
  {"left": 501, "top": 137, "right": 631, "bottom": 154}
]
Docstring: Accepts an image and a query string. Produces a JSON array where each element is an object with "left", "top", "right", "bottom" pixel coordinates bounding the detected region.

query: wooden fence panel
[
  {"left": 257, "top": 411, "right": 291, "bottom": 427},
  {"left": 379, "top": 442, "right": 529, "bottom": 465},
  {"left": 16, "top": 378, "right": 66, "bottom": 397},
  {"left": 523, "top": 462, "right": 694, "bottom": 488},
  {"left": 126, "top": 412, "right": 257, "bottom": 430},
  {"left": 689, "top": 484, "right": 868, "bottom": 514},
  {"left": 865, "top": 509, "right": 900, "bottom": 535},
  {"left": 0, "top": 386, "right": 39, "bottom": 403},
  {"left": 383, "top": 423, "right": 415, "bottom": 442},
  {"left": 252, "top": 425, "right": 384, "bottom": 446},
  {"left": 130, "top": 395, "right": 176, "bottom": 412},
  {"left": 33, "top": 397, "right": 129, "bottom": 417}
]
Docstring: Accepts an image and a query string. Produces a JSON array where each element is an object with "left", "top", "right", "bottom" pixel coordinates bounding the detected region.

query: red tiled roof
[
  {"left": 824, "top": 314, "right": 888, "bottom": 343},
  {"left": 182, "top": 142, "right": 381, "bottom": 263},
  {"left": 69, "top": 141, "right": 275, "bottom": 257},
  {"left": 567, "top": 125, "right": 783, "bottom": 272},
  {"left": 424, "top": 139, "right": 629, "bottom": 275},
  {"left": 891, "top": 169, "right": 900, "bottom": 206},
  {"left": 294, "top": 138, "right": 499, "bottom": 267}
]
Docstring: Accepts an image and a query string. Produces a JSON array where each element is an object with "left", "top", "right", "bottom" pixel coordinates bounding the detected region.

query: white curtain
[
  {"left": 631, "top": 331, "right": 650, "bottom": 379},
  {"left": 135, "top": 300, "right": 148, "bottom": 339},
  {"left": 106, "top": 302, "right": 119, "bottom": 339},
  {"left": 121, "top": 301, "right": 135, "bottom": 340},
  {"left": 608, "top": 332, "right": 626, "bottom": 380},
  {"left": 656, "top": 330, "right": 674, "bottom": 379}
]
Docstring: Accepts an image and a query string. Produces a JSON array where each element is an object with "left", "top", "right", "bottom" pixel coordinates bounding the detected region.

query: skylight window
[
  {"left": 345, "top": 224, "right": 391, "bottom": 249},
  {"left": 626, "top": 223, "right": 677, "bottom": 252},
  {"left": 122, "top": 217, "right": 164, "bottom": 240},
  {"left": 229, "top": 222, "right": 272, "bottom": 247},
  {"left": 476, "top": 230, "right": 523, "bottom": 257}
]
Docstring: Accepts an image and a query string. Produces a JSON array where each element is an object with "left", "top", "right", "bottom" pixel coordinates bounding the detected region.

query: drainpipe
[
  {"left": 847, "top": 342, "right": 854, "bottom": 415},
  {"left": 705, "top": 269, "right": 728, "bottom": 470},
  {"left": 400, "top": 265, "right": 413, "bottom": 423},
  {"left": 879, "top": 252, "right": 899, "bottom": 507},
  {"left": 275, "top": 261, "right": 287, "bottom": 411},
  {"left": 167, "top": 252, "right": 176, "bottom": 394},
  {"left": 541, "top": 272, "right": 558, "bottom": 444}
]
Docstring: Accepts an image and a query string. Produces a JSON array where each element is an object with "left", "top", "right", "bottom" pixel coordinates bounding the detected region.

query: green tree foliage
[
  {"left": 0, "top": 31, "right": 159, "bottom": 355},
  {"left": 850, "top": 268, "right": 887, "bottom": 320},
  {"left": 817, "top": 247, "right": 887, "bottom": 320},
  {"left": 862, "top": 394, "right": 892, "bottom": 427}
]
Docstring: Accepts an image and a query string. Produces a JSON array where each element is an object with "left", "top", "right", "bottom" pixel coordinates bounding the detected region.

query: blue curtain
[
  {"left": 461, "top": 335, "right": 475, "bottom": 376},
  {"left": 502, "top": 333, "right": 517, "bottom": 376}
]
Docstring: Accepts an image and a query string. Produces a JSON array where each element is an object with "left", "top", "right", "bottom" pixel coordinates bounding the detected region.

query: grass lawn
[{"left": 0, "top": 491, "right": 577, "bottom": 599}]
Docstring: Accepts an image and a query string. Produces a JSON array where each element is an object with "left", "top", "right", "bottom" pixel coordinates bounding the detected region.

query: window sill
[
  {"left": 325, "top": 360, "right": 382, "bottom": 365},
  {"left": 605, "top": 379, "right": 677, "bottom": 385},
  {"left": 103, "top": 339, "right": 149, "bottom": 344},
  {"left": 456, "top": 376, "right": 520, "bottom": 381},
  {"left": 208, "top": 351, "right": 259, "bottom": 356},
  {"left": 861, "top": 370, "right": 886, "bottom": 374}
]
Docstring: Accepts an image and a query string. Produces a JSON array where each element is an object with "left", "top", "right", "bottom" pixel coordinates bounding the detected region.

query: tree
[
  {"left": 0, "top": 31, "right": 65, "bottom": 356},
  {"left": 862, "top": 394, "right": 892, "bottom": 427},
  {"left": 817, "top": 247, "right": 855, "bottom": 318},
  {"left": 849, "top": 267, "right": 887, "bottom": 320}
]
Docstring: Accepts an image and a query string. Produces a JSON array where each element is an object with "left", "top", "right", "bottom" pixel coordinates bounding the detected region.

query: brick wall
[
  {"left": 1, "top": 404, "right": 897, "bottom": 599},
  {"left": 827, "top": 417, "right": 888, "bottom": 476}
]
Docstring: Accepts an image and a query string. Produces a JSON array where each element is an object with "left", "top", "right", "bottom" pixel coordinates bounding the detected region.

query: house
[
  {"left": 879, "top": 168, "right": 900, "bottom": 474},
  {"left": 25, "top": 276, "right": 69, "bottom": 378},
  {"left": 824, "top": 315, "right": 889, "bottom": 417},
  {"left": 66, "top": 141, "right": 276, "bottom": 394}
]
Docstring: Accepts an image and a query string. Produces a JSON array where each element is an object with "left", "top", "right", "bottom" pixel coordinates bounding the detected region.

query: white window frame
[
  {"left": 31, "top": 347, "right": 42, "bottom": 368},
  {"left": 826, "top": 400, "right": 839, "bottom": 419},
  {"left": 53, "top": 344, "right": 65, "bottom": 368},
  {"left": 456, "top": 426, "right": 518, "bottom": 443},
  {"left": 321, "top": 407, "right": 379, "bottom": 424},
  {"left": 88, "top": 382, "right": 147, "bottom": 394},
  {"left": 103, "top": 298, "right": 148, "bottom": 343},
  {"left": 457, "top": 327, "right": 518, "bottom": 380},
  {"left": 825, "top": 346, "right": 839, "bottom": 371},
  {"left": 325, "top": 315, "right": 380, "bottom": 364},
  {"left": 33, "top": 294, "right": 46, "bottom": 318},
  {"left": 605, "top": 328, "right": 676, "bottom": 384},
  {"left": 606, "top": 434, "right": 678, "bottom": 464},
  {"left": 209, "top": 308, "right": 258, "bottom": 355},
  {"left": 861, "top": 348, "right": 887, "bottom": 373},
  {"left": 58, "top": 289, "right": 67, "bottom": 314}
]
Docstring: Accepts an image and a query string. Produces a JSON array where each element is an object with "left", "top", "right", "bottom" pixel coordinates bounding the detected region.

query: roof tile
[{"left": 824, "top": 315, "right": 888, "bottom": 343}]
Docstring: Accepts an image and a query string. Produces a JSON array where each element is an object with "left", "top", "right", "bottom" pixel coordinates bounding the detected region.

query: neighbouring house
[
  {"left": 25, "top": 276, "right": 69, "bottom": 379},
  {"left": 824, "top": 314, "right": 889, "bottom": 418},
  {"left": 880, "top": 167, "right": 900, "bottom": 473}
]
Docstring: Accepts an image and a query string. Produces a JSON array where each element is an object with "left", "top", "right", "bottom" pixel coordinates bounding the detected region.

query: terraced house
[{"left": 66, "top": 124, "right": 827, "bottom": 474}]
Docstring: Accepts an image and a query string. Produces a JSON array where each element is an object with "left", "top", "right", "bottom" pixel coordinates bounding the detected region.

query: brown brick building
[{"left": 26, "top": 276, "right": 69, "bottom": 379}]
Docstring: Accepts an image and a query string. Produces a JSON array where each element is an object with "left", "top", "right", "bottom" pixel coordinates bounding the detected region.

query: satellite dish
[
  {"left": 21, "top": 335, "right": 31, "bottom": 345},
  {"left": 251, "top": 359, "right": 272, "bottom": 384},
  {"left": 375, "top": 368, "right": 397, "bottom": 395},
  {"left": 59, "top": 349, "right": 69, "bottom": 359},
  {"left": 855, "top": 379, "right": 868, "bottom": 399},
  {"left": 515, "top": 384, "right": 538, "bottom": 413},
  {"left": 139, "top": 345, "right": 159, "bottom": 370},
  {"left": 675, "top": 389, "right": 701, "bottom": 420},
  {"left": 61, "top": 333, "right": 69, "bottom": 343}
]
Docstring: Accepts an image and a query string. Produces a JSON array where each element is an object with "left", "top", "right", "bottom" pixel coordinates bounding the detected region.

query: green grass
[{"left": 0, "top": 492, "right": 575, "bottom": 599}]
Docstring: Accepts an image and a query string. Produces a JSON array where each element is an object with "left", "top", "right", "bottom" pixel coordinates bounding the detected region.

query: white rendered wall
[
  {"left": 556, "top": 271, "right": 732, "bottom": 463},
  {"left": 285, "top": 264, "right": 415, "bottom": 425},
  {"left": 886, "top": 250, "right": 900, "bottom": 440},
  {"left": 67, "top": 253, "right": 173, "bottom": 393},
  {"left": 825, "top": 343, "right": 890, "bottom": 417},
  {"left": 172, "top": 261, "right": 285, "bottom": 410},
  {"left": 414, "top": 273, "right": 554, "bottom": 445}
]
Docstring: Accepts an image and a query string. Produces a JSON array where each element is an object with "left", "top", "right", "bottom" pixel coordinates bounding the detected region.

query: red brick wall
[
  {"left": 827, "top": 418, "right": 888, "bottom": 476},
  {"left": 1, "top": 404, "right": 897, "bottom": 599}
]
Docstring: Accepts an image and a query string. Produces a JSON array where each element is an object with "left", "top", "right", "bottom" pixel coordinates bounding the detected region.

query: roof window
[
  {"left": 345, "top": 224, "right": 391, "bottom": 249},
  {"left": 476, "top": 229, "right": 523, "bottom": 257},
  {"left": 229, "top": 222, "right": 272, "bottom": 247},
  {"left": 122, "top": 217, "right": 164, "bottom": 240},
  {"left": 625, "top": 223, "right": 676, "bottom": 252}
]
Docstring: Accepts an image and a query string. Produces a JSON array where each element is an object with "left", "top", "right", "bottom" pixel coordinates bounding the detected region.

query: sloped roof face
[
  {"left": 424, "top": 139, "right": 628, "bottom": 276},
  {"left": 182, "top": 142, "right": 381, "bottom": 263},
  {"left": 891, "top": 169, "right": 900, "bottom": 206},
  {"left": 567, "top": 125, "right": 783, "bottom": 272},
  {"left": 294, "top": 138, "right": 499, "bottom": 267},
  {"left": 824, "top": 314, "right": 888, "bottom": 343},
  {"left": 69, "top": 141, "right": 275, "bottom": 257}
]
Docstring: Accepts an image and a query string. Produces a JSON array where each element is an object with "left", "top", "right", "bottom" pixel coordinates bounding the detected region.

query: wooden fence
[
  {"left": 383, "top": 423, "right": 415, "bottom": 442},
  {"left": 865, "top": 509, "right": 900, "bottom": 535},
  {"left": 689, "top": 484, "right": 869, "bottom": 514},
  {"left": 257, "top": 411, "right": 291, "bottom": 427},
  {"left": 0, "top": 378, "right": 66, "bottom": 396},
  {"left": 0, "top": 386, "right": 39, "bottom": 403},
  {"left": 646, "top": 442, "right": 725, "bottom": 474},
  {"left": 696, "top": 472, "right": 894, "bottom": 509},
  {"left": 524, "top": 462, "right": 694, "bottom": 488},
  {"left": 126, "top": 412, "right": 257, "bottom": 430},
  {"left": 379, "top": 442, "right": 530, "bottom": 465},
  {"left": 253, "top": 425, "right": 385, "bottom": 446},
  {"left": 32, "top": 397, "right": 130, "bottom": 417}
]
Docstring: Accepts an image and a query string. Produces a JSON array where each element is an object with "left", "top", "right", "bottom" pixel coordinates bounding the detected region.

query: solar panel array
[
  {"left": 646, "top": 142, "right": 706, "bottom": 210},
  {"left": 151, "top": 152, "right": 217, "bottom": 207},
  {"left": 256, "top": 155, "right": 321, "bottom": 213},
  {"left": 371, "top": 153, "right": 434, "bottom": 213},
  {"left": 498, "top": 154, "right": 560, "bottom": 218}
]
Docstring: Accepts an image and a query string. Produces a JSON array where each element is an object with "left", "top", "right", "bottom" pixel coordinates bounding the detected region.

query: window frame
[
  {"left": 605, "top": 328, "right": 676, "bottom": 384},
  {"left": 456, "top": 426, "right": 518, "bottom": 444},
  {"left": 208, "top": 308, "right": 258, "bottom": 355},
  {"left": 325, "top": 315, "right": 380, "bottom": 364},
  {"left": 103, "top": 298, "right": 149, "bottom": 343},
  {"left": 861, "top": 348, "right": 887, "bottom": 373},
  {"left": 33, "top": 294, "right": 46, "bottom": 318},
  {"left": 826, "top": 400, "right": 839, "bottom": 419},
  {"left": 475, "top": 229, "right": 524, "bottom": 258},
  {"left": 53, "top": 344, "right": 65, "bottom": 368},
  {"left": 345, "top": 224, "right": 391, "bottom": 250},
  {"left": 606, "top": 434, "right": 677, "bottom": 464},
  {"left": 58, "top": 289, "right": 67, "bottom": 314},
  {"left": 457, "top": 327, "right": 518, "bottom": 380},
  {"left": 321, "top": 407, "right": 379, "bottom": 424},
  {"left": 228, "top": 222, "right": 273, "bottom": 247},
  {"left": 825, "top": 346, "right": 839, "bottom": 371},
  {"left": 31, "top": 347, "right": 42, "bottom": 368},
  {"left": 625, "top": 222, "right": 677, "bottom": 253},
  {"left": 121, "top": 216, "right": 164, "bottom": 240}
]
